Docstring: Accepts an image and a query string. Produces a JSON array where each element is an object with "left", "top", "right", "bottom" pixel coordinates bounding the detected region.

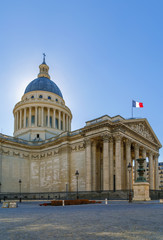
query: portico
[{"left": 83, "top": 116, "right": 161, "bottom": 191}]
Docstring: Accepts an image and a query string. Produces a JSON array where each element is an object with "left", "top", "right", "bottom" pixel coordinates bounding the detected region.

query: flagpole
[{"left": 132, "top": 101, "right": 133, "bottom": 118}]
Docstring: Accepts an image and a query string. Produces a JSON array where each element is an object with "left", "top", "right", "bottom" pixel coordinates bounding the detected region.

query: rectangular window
[
  {"left": 46, "top": 116, "right": 48, "bottom": 126},
  {"left": 55, "top": 118, "right": 58, "bottom": 129},
  {"left": 26, "top": 117, "right": 28, "bottom": 127},
  {"left": 31, "top": 115, "right": 35, "bottom": 126},
  {"left": 50, "top": 116, "right": 52, "bottom": 128},
  {"left": 61, "top": 120, "right": 63, "bottom": 130}
]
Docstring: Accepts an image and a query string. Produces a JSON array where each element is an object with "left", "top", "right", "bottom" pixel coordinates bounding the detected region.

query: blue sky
[{"left": 0, "top": 0, "right": 163, "bottom": 161}]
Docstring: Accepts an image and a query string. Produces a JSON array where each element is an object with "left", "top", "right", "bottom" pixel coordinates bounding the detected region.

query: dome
[{"left": 24, "top": 77, "right": 63, "bottom": 98}]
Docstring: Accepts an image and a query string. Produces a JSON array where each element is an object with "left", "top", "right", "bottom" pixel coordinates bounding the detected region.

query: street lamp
[
  {"left": 0, "top": 182, "right": 1, "bottom": 203},
  {"left": 19, "top": 179, "right": 22, "bottom": 203},
  {"left": 128, "top": 163, "right": 132, "bottom": 203},
  {"left": 75, "top": 170, "right": 79, "bottom": 199}
]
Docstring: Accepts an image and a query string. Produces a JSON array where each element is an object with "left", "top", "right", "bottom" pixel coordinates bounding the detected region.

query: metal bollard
[
  {"left": 105, "top": 198, "right": 108, "bottom": 205},
  {"left": 62, "top": 200, "right": 65, "bottom": 206}
]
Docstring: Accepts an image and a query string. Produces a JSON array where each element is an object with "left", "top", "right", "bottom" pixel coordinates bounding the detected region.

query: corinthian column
[
  {"left": 92, "top": 140, "right": 96, "bottom": 191},
  {"left": 115, "top": 135, "right": 122, "bottom": 190},
  {"left": 154, "top": 154, "right": 159, "bottom": 190},
  {"left": 53, "top": 109, "right": 56, "bottom": 128},
  {"left": 29, "top": 107, "right": 31, "bottom": 127},
  {"left": 14, "top": 113, "right": 16, "bottom": 132},
  {"left": 47, "top": 108, "right": 50, "bottom": 128},
  {"left": 149, "top": 151, "right": 154, "bottom": 190},
  {"left": 85, "top": 139, "right": 92, "bottom": 191},
  {"left": 109, "top": 137, "right": 114, "bottom": 190},
  {"left": 24, "top": 108, "right": 26, "bottom": 128},
  {"left": 35, "top": 107, "right": 38, "bottom": 127},
  {"left": 126, "top": 139, "right": 131, "bottom": 190},
  {"left": 16, "top": 111, "right": 19, "bottom": 130},
  {"left": 103, "top": 134, "right": 110, "bottom": 190},
  {"left": 142, "top": 148, "right": 147, "bottom": 179},
  {"left": 59, "top": 111, "right": 61, "bottom": 130},
  {"left": 41, "top": 107, "right": 44, "bottom": 127},
  {"left": 20, "top": 109, "right": 22, "bottom": 129},
  {"left": 134, "top": 143, "right": 139, "bottom": 181},
  {"left": 63, "top": 112, "right": 65, "bottom": 131}
]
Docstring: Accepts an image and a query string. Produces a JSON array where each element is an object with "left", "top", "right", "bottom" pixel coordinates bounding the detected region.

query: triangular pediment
[{"left": 123, "top": 119, "right": 161, "bottom": 147}]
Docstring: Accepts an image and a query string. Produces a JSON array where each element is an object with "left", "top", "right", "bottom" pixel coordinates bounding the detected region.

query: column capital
[
  {"left": 125, "top": 138, "right": 131, "bottom": 146},
  {"left": 84, "top": 138, "right": 92, "bottom": 147},
  {"left": 109, "top": 136, "right": 113, "bottom": 143},
  {"left": 142, "top": 147, "right": 146, "bottom": 153},
  {"left": 114, "top": 134, "right": 122, "bottom": 142},
  {"left": 134, "top": 142, "right": 139, "bottom": 149},
  {"left": 154, "top": 153, "right": 159, "bottom": 158},
  {"left": 148, "top": 150, "right": 153, "bottom": 157},
  {"left": 102, "top": 133, "right": 110, "bottom": 142}
]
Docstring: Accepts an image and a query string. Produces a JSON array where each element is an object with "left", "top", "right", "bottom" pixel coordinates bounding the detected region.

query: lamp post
[
  {"left": 19, "top": 179, "right": 22, "bottom": 203},
  {"left": 75, "top": 170, "right": 79, "bottom": 199},
  {"left": 128, "top": 163, "right": 132, "bottom": 203},
  {"left": 0, "top": 182, "right": 1, "bottom": 203}
]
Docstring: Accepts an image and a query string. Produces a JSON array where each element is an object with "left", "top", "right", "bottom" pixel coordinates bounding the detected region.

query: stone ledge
[{"left": 2, "top": 201, "right": 18, "bottom": 208}]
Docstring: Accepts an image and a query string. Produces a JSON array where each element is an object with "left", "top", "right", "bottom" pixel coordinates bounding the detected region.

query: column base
[{"left": 133, "top": 182, "right": 151, "bottom": 201}]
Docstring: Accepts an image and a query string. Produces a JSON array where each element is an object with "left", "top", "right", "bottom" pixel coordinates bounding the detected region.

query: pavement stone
[{"left": 0, "top": 200, "right": 163, "bottom": 240}]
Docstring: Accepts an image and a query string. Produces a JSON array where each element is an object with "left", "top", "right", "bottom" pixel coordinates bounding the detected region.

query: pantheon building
[{"left": 0, "top": 57, "right": 162, "bottom": 194}]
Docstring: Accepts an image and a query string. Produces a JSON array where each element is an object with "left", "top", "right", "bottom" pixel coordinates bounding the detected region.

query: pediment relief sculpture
[{"left": 126, "top": 122, "right": 156, "bottom": 143}]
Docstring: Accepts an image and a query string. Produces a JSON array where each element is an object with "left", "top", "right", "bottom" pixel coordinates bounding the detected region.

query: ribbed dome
[{"left": 24, "top": 77, "right": 63, "bottom": 98}]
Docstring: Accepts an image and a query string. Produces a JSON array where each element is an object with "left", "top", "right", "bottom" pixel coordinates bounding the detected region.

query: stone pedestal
[{"left": 133, "top": 182, "right": 151, "bottom": 201}]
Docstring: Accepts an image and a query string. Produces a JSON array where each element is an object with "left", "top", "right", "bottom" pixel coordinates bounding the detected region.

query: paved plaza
[{"left": 0, "top": 200, "right": 163, "bottom": 240}]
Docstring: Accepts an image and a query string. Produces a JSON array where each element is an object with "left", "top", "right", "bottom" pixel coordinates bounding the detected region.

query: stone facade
[
  {"left": 0, "top": 115, "right": 161, "bottom": 193},
  {"left": 0, "top": 59, "right": 162, "bottom": 194}
]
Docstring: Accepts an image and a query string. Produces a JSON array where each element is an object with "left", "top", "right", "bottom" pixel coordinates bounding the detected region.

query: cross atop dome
[{"left": 43, "top": 53, "right": 46, "bottom": 64}]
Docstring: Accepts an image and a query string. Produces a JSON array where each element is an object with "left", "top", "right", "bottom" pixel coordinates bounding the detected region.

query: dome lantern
[{"left": 38, "top": 53, "right": 50, "bottom": 79}]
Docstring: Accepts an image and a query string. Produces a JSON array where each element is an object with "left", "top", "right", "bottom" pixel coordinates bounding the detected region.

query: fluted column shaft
[
  {"left": 47, "top": 108, "right": 50, "bottom": 127},
  {"left": 24, "top": 108, "right": 26, "bottom": 128},
  {"left": 66, "top": 115, "right": 68, "bottom": 131},
  {"left": 14, "top": 114, "right": 16, "bottom": 131},
  {"left": 92, "top": 141, "right": 96, "bottom": 191},
  {"left": 154, "top": 155, "right": 159, "bottom": 190},
  {"left": 29, "top": 107, "right": 31, "bottom": 127},
  {"left": 115, "top": 136, "right": 122, "bottom": 190},
  {"left": 63, "top": 113, "right": 65, "bottom": 131},
  {"left": 134, "top": 144, "right": 139, "bottom": 181},
  {"left": 149, "top": 152, "right": 154, "bottom": 190},
  {"left": 69, "top": 117, "right": 71, "bottom": 131},
  {"left": 85, "top": 139, "right": 92, "bottom": 191},
  {"left": 35, "top": 107, "right": 38, "bottom": 127},
  {"left": 20, "top": 109, "right": 22, "bottom": 129},
  {"left": 142, "top": 148, "right": 147, "bottom": 179},
  {"left": 53, "top": 109, "right": 56, "bottom": 128},
  {"left": 16, "top": 111, "right": 19, "bottom": 130},
  {"left": 103, "top": 135, "right": 110, "bottom": 190},
  {"left": 41, "top": 107, "right": 44, "bottom": 127},
  {"left": 126, "top": 139, "right": 131, "bottom": 190},
  {"left": 59, "top": 111, "right": 61, "bottom": 130},
  {"left": 109, "top": 137, "right": 114, "bottom": 190}
]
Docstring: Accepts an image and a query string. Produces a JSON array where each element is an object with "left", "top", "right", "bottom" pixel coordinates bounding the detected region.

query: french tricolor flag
[{"left": 132, "top": 100, "right": 143, "bottom": 108}]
